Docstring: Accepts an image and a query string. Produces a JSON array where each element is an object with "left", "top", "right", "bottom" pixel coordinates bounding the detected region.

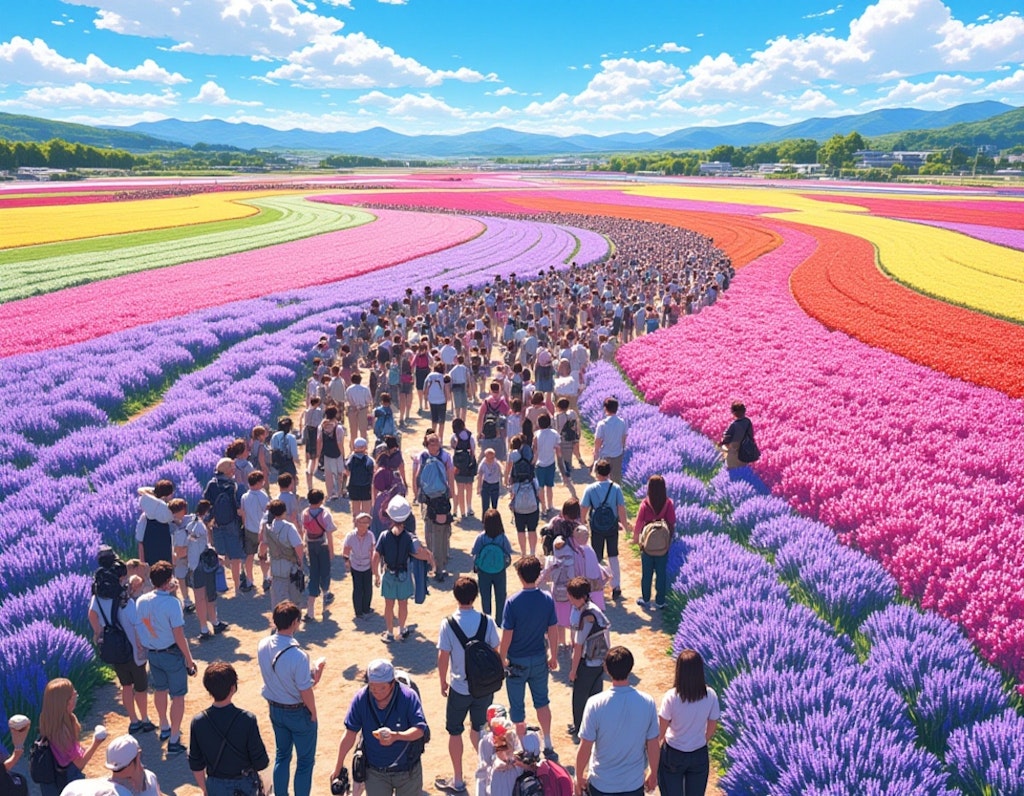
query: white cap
[
  {"left": 105, "top": 735, "right": 140, "bottom": 771},
  {"left": 386, "top": 495, "right": 411, "bottom": 523}
]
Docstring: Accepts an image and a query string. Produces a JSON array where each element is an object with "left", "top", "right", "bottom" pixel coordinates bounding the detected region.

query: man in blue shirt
[
  {"left": 499, "top": 556, "right": 560, "bottom": 761},
  {"left": 330, "top": 659, "right": 429, "bottom": 796}
]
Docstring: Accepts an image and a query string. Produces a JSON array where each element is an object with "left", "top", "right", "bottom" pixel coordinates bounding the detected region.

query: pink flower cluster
[{"left": 617, "top": 221, "right": 1024, "bottom": 682}]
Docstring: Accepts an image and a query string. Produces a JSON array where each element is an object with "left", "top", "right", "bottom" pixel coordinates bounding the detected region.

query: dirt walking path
[{"left": 83, "top": 375, "right": 721, "bottom": 795}]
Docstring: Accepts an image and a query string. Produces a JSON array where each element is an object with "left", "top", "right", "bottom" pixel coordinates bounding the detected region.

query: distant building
[
  {"left": 699, "top": 161, "right": 731, "bottom": 175},
  {"left": 853, "top": 150, "right": 935, "bottom": 169},
  {"left": 16, "top": 167, "right": 67, "bottom": 181}
]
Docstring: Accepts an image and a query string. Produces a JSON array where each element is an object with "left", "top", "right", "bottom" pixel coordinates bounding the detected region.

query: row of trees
[
  {"left": 0, "top": 138, "right": 137, "bottom": 170},
  {"left": 320, "top": 154, "right": 440, "bottom": 168}
]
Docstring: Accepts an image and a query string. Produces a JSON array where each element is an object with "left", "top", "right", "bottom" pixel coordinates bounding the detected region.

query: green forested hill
[
  {"left": 0, "top": 112, "right": 180, "bottom": 152},
  {"left": 873, "top": 106, "right": 1024, "bottom": 150}
]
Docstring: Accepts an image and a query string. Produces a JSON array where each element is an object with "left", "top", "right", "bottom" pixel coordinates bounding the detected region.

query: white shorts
[{"left": 324, "top": 456, "right": 345, "bottom": 475}]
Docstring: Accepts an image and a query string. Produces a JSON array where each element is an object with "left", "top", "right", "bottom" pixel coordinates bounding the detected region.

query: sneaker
[
  {"left": 401, "top": 627, "right": 411, "bottom": 640},
  {"left": 196, "top": 631, "right": 212, "bottom": 642},
  {"left": 381, "top": 631, "right": 394, "bottom": 643},
  {"left": 166, "top": 741, "right": 187, "bottom": 757},
  {"left": 612, "top": 588, "right": 623, "bottom": 601},
  {"left": 655, "top": 602, "right": 667, "bottom": 610},
  {"left": 262, "top": 578, "right": 272, "bottom": 591},
  {"left": 434, "top": 776, "right": 467, "bottom": 793},
  {"left": 239, "top": 583, "right": 255, "bottom": 593},
  {"left": 566, "top": 723, "right": 578, "bottom": 736},
  {"left": 139, "top": 720, "right": 156, "bottom": 734},
  {"left": 324, "top": 592, "right": 335, "bottom": 605},
  {"left": 543, "top": 747, "right": 559, "bottom": 763},
  {"left": 636, "top": 598, "right": 648, "bottom": 609},
  {"left": 128, "top": 720, "right": 145, "bottom": 734},
  {"left": 159, "top": 727, "right": 171, "bottom": 742},
  {"left": 183, "top": 601, "right": 196, "bottom": 615},
  {"left": 213, "top": 621, "right": 229, "bottom": 634},
  {"left": 466, "top": 509, "right": 475, "bottom": 517},
  {"left": 304, "top": 614, "right": 316, "bottom": 623}
]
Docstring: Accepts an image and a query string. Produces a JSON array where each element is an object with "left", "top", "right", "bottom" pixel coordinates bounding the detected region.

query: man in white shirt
[
  {"left": 575, "top": 647, "right": 659, "bottom": 796},
  {"left": 533, "top": 414, "right": 561, "bottom": 516},
  {"left": 435, "top": 576, "right": 501, "bottom": 794},
  {"left": 592, "top": 397, "right": 628, "bottom": 486},
  {"left": 345, "top": 372, "right": 373, "bottom": 447}
]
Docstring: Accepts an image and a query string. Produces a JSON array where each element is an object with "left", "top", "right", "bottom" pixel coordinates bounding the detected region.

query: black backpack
[
  {"left": 96, "top": 599, "right": 133, "bottom": 666},
  {"left": 481, "top": 404, "right": 501, "bottom": 440},
  {"left": 589, "top": 482, "right": 618, "bottom": 535},
  {"left": 560, "top": 415, "right": 579, "bottom": 443},
  {"left": 512, "top": 769, "right": 544, "bottom": 796},
  {"left": 212, "top": 480, "right": 237, "bottom": 527},
  {"left": 348, "top": 454, "right": 374, "bottom": 489},
  {"left": 452, "top": 432, "right": 478, "bottom": 479},
  {"left": 511, "top": 445, "right": 535, "bottom": 484},
  {"left": 92, "top": 565, "right": 124, "bottom": 601},
  {"left": 28, "top": 738, "right": 57, "bottom": 786},
  {"left": 446, "top": 614, "right": 505, "bottom": 699}
]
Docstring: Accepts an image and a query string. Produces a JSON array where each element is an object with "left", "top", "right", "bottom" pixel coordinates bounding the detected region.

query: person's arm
[
  {"left": 73, "top": 731, "right": 105, "bottom": 770},
  {"left": 88, "top": 606, "right": 101, "bottom": 646},
  {"left": 575, "top": 739, "right": 593, "bottom": 796},
  {"left": 547, "top": 624, "right": 559, "bottom": 670},
  {"left": 331, "top": 728, "right": 358, "bottom": 780},
  {"left": 172, "top": 625, "right": 196, "bottom": 673},
  {"left": 372, "top": 549, "right": 382, "bottom": 586},
  {"left": 498, "top": 628, "right": 514, "bottom": 665},
  {"left": 618, "top": 490, "right": 632, "bottom": 534},
  {"left": 706, "top": 719, "right": 718, "bottom": 744},
  {"left": 658, "top": 716, "right": 670, "bottom": 745},
  {"left": 411, "top": 544, "right": 435, "bottom": 570},
  {"left": 569, "top": 637, "right": 583, "bottom": 684},
  {"left": 293, "top": 544, "right": 305, "bottom": 569},
  {"left": 438, "top": 648, "right": 451, "bottom": 697},
  {"left": 315, "top": 428, "right": 324, "bottom": 462},
  {"left": 327, "top": 527, "right": 336, "bottom": 558},
  {"left": 645, "top": 736, "right": 660, "bottom": 792},
  {"left": 298, "top": 687, "right": 317, "bottom": 723}
]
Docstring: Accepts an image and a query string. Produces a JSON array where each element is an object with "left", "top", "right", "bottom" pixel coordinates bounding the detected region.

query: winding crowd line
[{"left": 9, "top": 211, "right": 743, "bottom": 796}]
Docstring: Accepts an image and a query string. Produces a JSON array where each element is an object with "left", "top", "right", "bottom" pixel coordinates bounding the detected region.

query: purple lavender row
[{"left": 577, "top": 361, "right": 1022, "bottom": 793}]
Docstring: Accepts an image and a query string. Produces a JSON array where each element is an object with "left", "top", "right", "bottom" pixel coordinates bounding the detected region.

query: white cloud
[
  {"left": 4, "top": 82, "right": 179, "bottom": 109},
  {"left": 987, "top": 67, "right": 1024, "bottom": 92},
  {"left": 658, "top": 42, "right": 690, "bottom": 54},
  {"left": 574, "top": 58, "right": 684, "bottom": 108},
  {"left": 319, "top": 0, "right": 353, "bottom": 5},
  {"left": 190, "top": 80, "right": 263, "bottom": 106},
  {"left": 263, "top": 32, "right": 498, "bottom": 88},
  {"left": 488, "top": 86, "right": 521, "bottom": 96},
  {"left": 804, "top": 5, "right": 842, "bottom": 19},
  {"left": 0, "top": 36, "right": 188, "bottom": 85},
  {"left": 862, "top": 73, "right": 985, "bottom": 108},
  {"left": 62, "top": 0, "right": 344, "bottom": 58},
  {"left": 788, "top": 88, "right": 838, "bottom": 112},
  {"left": 378, "top": 0, "right": 408, "bottom": 4}
]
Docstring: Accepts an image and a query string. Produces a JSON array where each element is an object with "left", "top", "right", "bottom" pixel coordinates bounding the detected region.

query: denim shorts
[
  {"left": 149, "top": 647, "right": 188, "bottom": 697},
  {"left": 536, "top": 464, "right": 556, "bottom": 488},
  {"left": 505, "top": 653, "right": 550, "bottom": 722},
  {"left": 213, "top": 525, "right": 244, "bottom": 560}
]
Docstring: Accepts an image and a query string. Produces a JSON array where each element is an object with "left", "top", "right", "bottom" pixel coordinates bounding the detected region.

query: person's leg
[
  {"left": 640, "top": 552, "right": 654, "bottom": 604},
  {"left": 121, "top": 683, "right": 139, "bottom": 722},
  {"left": 153, "top": 689, "right": 169, "bottom": 732},
  {"left": 352, "top": 568, "right": 365, "bottom": 615},
  {"left": 307, "top": 547, "right": 322, "bottom": 619},
  {"left": 290, "top": 711, "right": 318, "bottom": 796},
  {"left": 654, "top": 553, "right": 668, "bottom": 606},
  {"left": 383, "top": 597, "right": 396, "bottom": 635},
  {"left": 478, "top": 570, "right": 493, "bottom": 617},
  {"left": 494, "top": 573, "right": 507, "bottom": 626},
  {"left": 683, "top": 746, "right": 711, "bottom": 795},
  {"left": 444, "top": 691, "right": 471, "bottom": 787},
  {"left": 169, "top": 694, "right": 185, "bottom": 742},
  {"left": 397, "top": 598, "right": 409, "bottom": 632},
  {"left": 591, "top": 531, "right": 606, "bottom": 563},
  {"left": 269, "top": 711, "right": 293, "bottom": 796}
]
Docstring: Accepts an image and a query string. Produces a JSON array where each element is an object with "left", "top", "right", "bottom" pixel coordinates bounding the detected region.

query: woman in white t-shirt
[{"left": 657, "top": 649, "right": 720, "bottom": 795}]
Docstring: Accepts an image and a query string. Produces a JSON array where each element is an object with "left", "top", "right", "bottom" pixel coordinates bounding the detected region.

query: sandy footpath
[{"left": 81, "top": 383, "right": 721, "bottom": 795}]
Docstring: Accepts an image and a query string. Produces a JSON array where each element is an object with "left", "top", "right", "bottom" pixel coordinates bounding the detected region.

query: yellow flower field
[{"left": 1, "top": 189, "right": 300, "bottom": 249}]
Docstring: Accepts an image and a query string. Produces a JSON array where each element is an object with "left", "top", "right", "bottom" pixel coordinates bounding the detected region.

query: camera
[{"left": 330, "top": 768, "right": 350, "bottom": 795}]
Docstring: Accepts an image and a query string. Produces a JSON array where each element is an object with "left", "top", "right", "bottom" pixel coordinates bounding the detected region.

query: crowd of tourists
[{"left": 10, "top": 210, "right": 751, "bottom": 796}]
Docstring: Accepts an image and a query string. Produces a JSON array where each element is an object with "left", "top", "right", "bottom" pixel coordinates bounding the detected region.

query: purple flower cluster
[
  {"left": 946, "top": 711, "right": 1024, "bottom": 796},
  {"left": 0, "top": 213, "right": 609, "bottom": 728}
]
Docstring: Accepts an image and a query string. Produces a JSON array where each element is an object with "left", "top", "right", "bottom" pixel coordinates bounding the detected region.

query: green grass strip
[{"left": 0, "top": 196, "right": 375, "bottom": 303}]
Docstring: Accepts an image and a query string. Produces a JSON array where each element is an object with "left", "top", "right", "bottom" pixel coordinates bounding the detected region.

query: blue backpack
[
  {"left": 418, "top": 454, "right": 449, "bottom": 499},
  {"left": 374, "top": 405, "right": 396, "bottom": 439}
]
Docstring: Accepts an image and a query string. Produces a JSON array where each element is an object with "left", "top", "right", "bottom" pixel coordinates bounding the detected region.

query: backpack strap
[
  {"left": 272, "top": 643, "right": 300, "bottom": 671},
  {"left": 598, "top": 482, "right": 613, "bottom": 508}
]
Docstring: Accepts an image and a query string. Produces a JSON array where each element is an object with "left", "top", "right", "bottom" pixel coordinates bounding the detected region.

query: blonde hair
[{"left": 39, "top": 678, "right": 80, "bottom": 749}]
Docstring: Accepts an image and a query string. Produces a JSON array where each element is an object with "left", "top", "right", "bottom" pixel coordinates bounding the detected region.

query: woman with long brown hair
[
  {"left": 37, "top": 678, "right": 106, "bottom": 795},
  {"left": 657, "top": 650, "right": 720, "bottom": 795}
]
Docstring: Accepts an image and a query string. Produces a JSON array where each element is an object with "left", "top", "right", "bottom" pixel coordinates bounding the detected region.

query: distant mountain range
[{"left": 1, "top": 101, "right": 1018, "bottom": 158}]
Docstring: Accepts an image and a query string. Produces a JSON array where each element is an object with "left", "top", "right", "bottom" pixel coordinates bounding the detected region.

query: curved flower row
[
  {"left": 0, "top": 214, "right": 610, "bottom": 729},
  {"left": 1, "top": 189, "right": 287, "bottom": 249},
  {"left": 0, "top": 196, "right": 374, "bottom": 303},
  {"left": 577, "top": 361, "right": 1024, "bottom": 795},
  {"left": 788, "top": 220, "right": 1024, "bottom": 397},
  {"left": 0, "top": 208, "right": 484, "bottom": 359},
  {"left": 805, "top": 193, "right": 1024, "bottom": 230},
  {"left": 616, "top": 222, "right": 1024, "bottom": 682}
]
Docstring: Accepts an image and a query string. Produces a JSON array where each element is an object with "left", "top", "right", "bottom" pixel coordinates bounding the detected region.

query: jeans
[
  {"left": 481, "top": 481, "right": 500, "bottom": 512},
  {"left": 477, "top": 568, "right": 507, "bottom": 625},
  {"left": 505, "top": 653, "right": 550, "bottom": 723},
  {"left": 269, "top": 704, "right": 317, "bottom": 796},
  {"left": 207, "top": 776, "right": 258, "bottom": 796},
  {"left": 365, "top": 760, "right": 422, "bottom": 796},
  {"left": 657, "top": 743, "right": 709, "bottom": 796},
  {"left": 640, "top": 552, "right": 668, "bottom": 605},
  {"left": 307, "top": 542, "right": 331, "bottom": 598},
  {"left": 588, "top": 785, "right": 643, "bottom": 796},
  {"left": 352, "top": 567, "right": 373, "bottom": 615}
]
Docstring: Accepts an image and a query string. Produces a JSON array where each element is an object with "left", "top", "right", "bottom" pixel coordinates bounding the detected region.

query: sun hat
[
  {"left": 105, "top": 735, "right": 140, "bottom": 771},
  {"left": 386, "top": 495, "right": 411, "bottom": 523},
  {"left": 367, "top": 659, "right": 395, "bottom": 683}
]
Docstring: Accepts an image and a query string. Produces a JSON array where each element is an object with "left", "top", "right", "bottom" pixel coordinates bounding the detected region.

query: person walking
[
  {"left": 188, "top": 662, "right": 270, "bottom": 796},
  {"left": 470, "top": 509, "right": 514, "bottom": 625},
  {"left": 632, "top": 475, "right": 676, "bottom": 611},
  {"left": 435, "top": 576, "right": 502, "bottom": 795},
  {"left": 575, "top": 647, "right": 659, "bottom": 796},
  {"left": 202, "top": 458, "right": 246, "bottom": 594},
  {"left": 257, "top": 601, "right": 326, "bottom": 796},
  {"left": 343, "top": 511, "right": 376, "bottom": 619},
  {"left": 580, "top": 460, "right": 631, "bottom": 601},
  {"left": 719, "top": 401, "right": 759, "bottom": 470},
  {"left": 414, "top": 433, "right": 454, "bottom": 582},
  {"left": 591, "top": 398, "right": 628, "bottom": 486},
  {"left": 135, "top": 561, "right": 198, "bottom": 757},
  {"left": 657, "top": 650, "right": 720, "bottom": 796},
  {"left": 261, "top": 500, "right": 306, "bottom": 609},
  {"left": 373, "top": 495, "right": 435, "bottom": 642},
  {"left": 565, "top": 577, "right": 610, "bottom": 741},
  {"left": 329, "top": 659, "right": 430, "bottom": 796},
  {"left": 301, "top": 489, "right": 336, "bottom": 622},
  {"left": 498, "top": 556, "right": 559, "bottom": 760}
]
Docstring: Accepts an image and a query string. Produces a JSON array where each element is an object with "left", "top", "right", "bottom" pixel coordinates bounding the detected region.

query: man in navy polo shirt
[
  {"left": 499, "top": 555, "right": 559, "bottom": 761},
  {"left": 330, "top": 658, "right": 429, "bottom": 796}
]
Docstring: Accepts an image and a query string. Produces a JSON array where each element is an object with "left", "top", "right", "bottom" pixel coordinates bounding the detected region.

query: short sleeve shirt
[
  {"left": 135, "top": 589, "right": 184, "bottom": 650},
  {"left": 257, "top": 634, "right": 312, "bottom": 704},
  {"left": 659, "top": 687, "right": 720, "bottom": 753},
  {"left": 501, "top": 587, "right": 557, "bottom": 659},
  {"left": 437, "top": 609, "right": 501, "bottom": 696}
]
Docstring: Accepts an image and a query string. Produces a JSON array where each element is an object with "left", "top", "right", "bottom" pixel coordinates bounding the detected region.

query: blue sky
[{"left": 1, "top": 0, "right": 1022, "bottom": 136}]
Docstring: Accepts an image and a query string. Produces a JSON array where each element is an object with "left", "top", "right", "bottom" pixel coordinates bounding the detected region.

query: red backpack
[{"left": 536, "top": 759, "right": 573, "bottom": 796}]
